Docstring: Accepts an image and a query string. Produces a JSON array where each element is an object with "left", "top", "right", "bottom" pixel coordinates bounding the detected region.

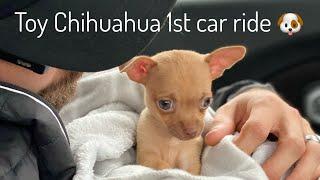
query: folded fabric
[{"left": 60, "top": 68, "right": 278, "bottom": 180}]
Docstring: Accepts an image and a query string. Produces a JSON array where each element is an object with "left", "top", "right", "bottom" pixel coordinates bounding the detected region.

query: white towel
[{"left": 60, "top": 68, "right": 279, "bottom": 180}]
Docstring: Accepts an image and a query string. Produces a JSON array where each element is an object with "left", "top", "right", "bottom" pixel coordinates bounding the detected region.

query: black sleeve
[
  {"left": 212, "top": 80, "right": 276, "bottom": 110},
  {"left": 0, "top": 83, "right": 76, "bottom": 180}
]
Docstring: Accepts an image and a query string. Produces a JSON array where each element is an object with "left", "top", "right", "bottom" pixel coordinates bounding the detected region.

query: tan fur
[
  {"left": 136, "top": 51, "right": 209, "bottom": 175},
  {"left": 121, "top": 46, "right": 246, "bottom": 175}
]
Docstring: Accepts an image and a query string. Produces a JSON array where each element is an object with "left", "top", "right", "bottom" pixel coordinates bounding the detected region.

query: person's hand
[{"left": 205, "top": 88, "right": 320, "bottom": 180}]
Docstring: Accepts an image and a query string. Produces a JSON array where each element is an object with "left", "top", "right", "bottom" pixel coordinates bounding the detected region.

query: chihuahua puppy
[{"left": 120, "top": 46, "right": 246, "bottom": 175}]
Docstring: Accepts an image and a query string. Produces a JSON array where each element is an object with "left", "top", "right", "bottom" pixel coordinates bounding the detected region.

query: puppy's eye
[
  {"left": 158, "top": 99, "right": 174, "bottom": 112},
  {"left": 200, "top": 97, "right": 213, "bottom": 110},
  {"left": 285, "top": 23, "right": 288, "bottom": 28}
]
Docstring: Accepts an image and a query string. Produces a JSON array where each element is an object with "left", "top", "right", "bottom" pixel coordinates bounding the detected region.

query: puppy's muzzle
[
  {"left": 182, "top": 127, "right": 197, "bottom": 138},
  {"left": 180, "top": 121, "right": 202, "bottom": 139}
]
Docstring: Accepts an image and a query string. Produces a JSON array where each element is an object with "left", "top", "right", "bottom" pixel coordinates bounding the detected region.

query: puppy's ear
[
  {"left": 295, "top": 14, "right": 304, "bottom": 26},
  {"left": 277, "top": 14, "right": 285, "bottom": 26},
  {"left": 205, "top": 46, "right": 246, "bottom": 80},
  {"left": 120, "top": 56, "right": 157, "bottom": 84},
  {"left": 118, "top": 60, "right": 131, "bottom": 72}
]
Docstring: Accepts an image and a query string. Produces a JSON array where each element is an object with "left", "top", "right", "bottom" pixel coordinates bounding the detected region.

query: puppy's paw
[
  {"left": 139, "top": 158, "right": 172, "bottom": 170},
  {"left": 186, "top": 162, "right": 201, "bottom": 175},
  {"left": 187, "top": 166, "right": 201, "bottom": 175},
  {"left": 156, "top": 160, "right": 171, "bottom": 170}
]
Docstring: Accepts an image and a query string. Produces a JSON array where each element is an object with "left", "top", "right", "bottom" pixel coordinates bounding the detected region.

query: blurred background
[{"left": 143, "top": 0, "right": 320, "bottom": 133}]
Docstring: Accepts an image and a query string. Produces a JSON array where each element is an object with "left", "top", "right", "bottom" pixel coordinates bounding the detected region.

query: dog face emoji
[{"left": 278, "top": 13, "right": 303, "bottom": 36}]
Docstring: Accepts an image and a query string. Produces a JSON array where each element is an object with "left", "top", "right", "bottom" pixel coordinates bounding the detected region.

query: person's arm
[{"left": 212, "top": 80, "right": 275, "bottom": 110}]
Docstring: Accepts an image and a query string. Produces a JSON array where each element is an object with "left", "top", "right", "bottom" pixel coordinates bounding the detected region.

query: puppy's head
[
  {"left": 121, "top": 46, "right": 246, "bottom": 140},
  {"left": 278, "top": 13, "right": 303, "bottom": 36}
]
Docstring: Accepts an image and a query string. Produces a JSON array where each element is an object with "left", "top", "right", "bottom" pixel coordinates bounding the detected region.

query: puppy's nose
[
  {"left": 289, "top": 28, "right": 292, "bottom": 31},
  {"left": 183, "top": 128, "right": 197, "bottom": 137}
]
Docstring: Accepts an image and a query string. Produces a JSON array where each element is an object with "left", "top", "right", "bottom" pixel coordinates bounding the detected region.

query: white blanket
[{"left": 60, "top": 68, "right": 273, "bottom": 180}]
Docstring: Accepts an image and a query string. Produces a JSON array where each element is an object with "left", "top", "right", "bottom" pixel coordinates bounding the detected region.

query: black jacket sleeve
[
  {"left": 212, "top": 80, "right": 276, "bottom": 110},
  {"left": 0, "top": 82, "right": 75, "bottom": 180}
]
